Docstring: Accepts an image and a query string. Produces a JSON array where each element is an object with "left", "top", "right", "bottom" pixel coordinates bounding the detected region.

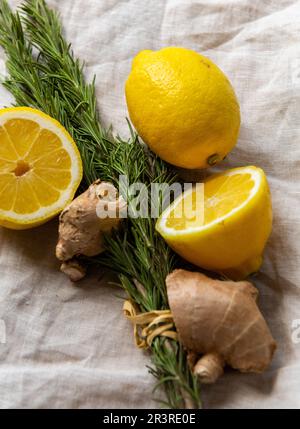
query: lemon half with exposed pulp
[
  {"left": 0, "top": 107, "right": 82, "bottom": 229},
  {"left": 156, "top": 166, "right": 272, "bottom": 280}
]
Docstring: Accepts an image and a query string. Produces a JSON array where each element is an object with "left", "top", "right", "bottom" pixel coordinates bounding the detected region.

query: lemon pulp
[
  {"left": 166, "top": 173, "right": 255, "bottom": 230},
  {"left": 0, "top": 107, "right": 82, "bottom": 229}
]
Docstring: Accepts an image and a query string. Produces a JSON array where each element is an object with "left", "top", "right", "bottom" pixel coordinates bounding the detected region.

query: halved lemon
[
  {"left": 0, "top": 107, "right": 82, "bottom": 229},
  {"left": 156, "top": 166, "right": 272, "bottom": 280}
]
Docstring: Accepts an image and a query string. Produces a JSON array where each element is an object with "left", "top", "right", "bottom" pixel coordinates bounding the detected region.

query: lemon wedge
[
  {"left": 156, "top": 166, "right": 272, "bottom": 280},
  {"left": 0, "top": 107, "right": 82, "bottom": 229}
]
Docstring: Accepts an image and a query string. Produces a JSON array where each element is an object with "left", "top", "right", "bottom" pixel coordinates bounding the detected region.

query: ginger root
[
  {"left": 60, "top": 259, "right": 86, "bottom": 282},
  {"left": 166, "top": 269, "right": 276, "bottom": 384},
  {"left": 56, "top": 180, "right": 126, "bottom": 280}
]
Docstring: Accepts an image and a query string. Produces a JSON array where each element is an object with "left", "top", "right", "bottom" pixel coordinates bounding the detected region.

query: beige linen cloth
[{"left": 0, "top": 0, "right": 300, "bottom": 409}]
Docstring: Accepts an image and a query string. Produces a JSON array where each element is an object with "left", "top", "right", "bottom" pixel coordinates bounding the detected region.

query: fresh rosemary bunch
[{"left": 0, "top": 0, "right": 201, "bottom": 408}]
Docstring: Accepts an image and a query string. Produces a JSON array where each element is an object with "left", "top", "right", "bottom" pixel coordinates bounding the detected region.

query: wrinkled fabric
[{"left": 0, "top": 0, "right": 300, "bottom": 409}]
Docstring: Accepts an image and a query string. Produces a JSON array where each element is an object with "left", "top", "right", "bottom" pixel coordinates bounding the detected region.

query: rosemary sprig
[
  {"left": 0, "top": 0, "right": 108, "bottom": 186},
  {"left": 0, "top": 0, "right": 201, "bottom": 408}
]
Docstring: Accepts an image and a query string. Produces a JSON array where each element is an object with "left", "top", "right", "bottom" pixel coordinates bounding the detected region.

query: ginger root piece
[
  {"left": 60, "top": 259, "right": 86, "bottom": 282},
  {"left": 166, "top": 269, "right": 276, "bottom": 384},
  {"left": 56, "top": 180, "right": 126, "bottom": 280}
]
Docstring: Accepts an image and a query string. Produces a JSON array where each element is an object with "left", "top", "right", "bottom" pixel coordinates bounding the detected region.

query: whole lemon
[{"left": 125, "top": 47, "right": 241, "bottom": 169}]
